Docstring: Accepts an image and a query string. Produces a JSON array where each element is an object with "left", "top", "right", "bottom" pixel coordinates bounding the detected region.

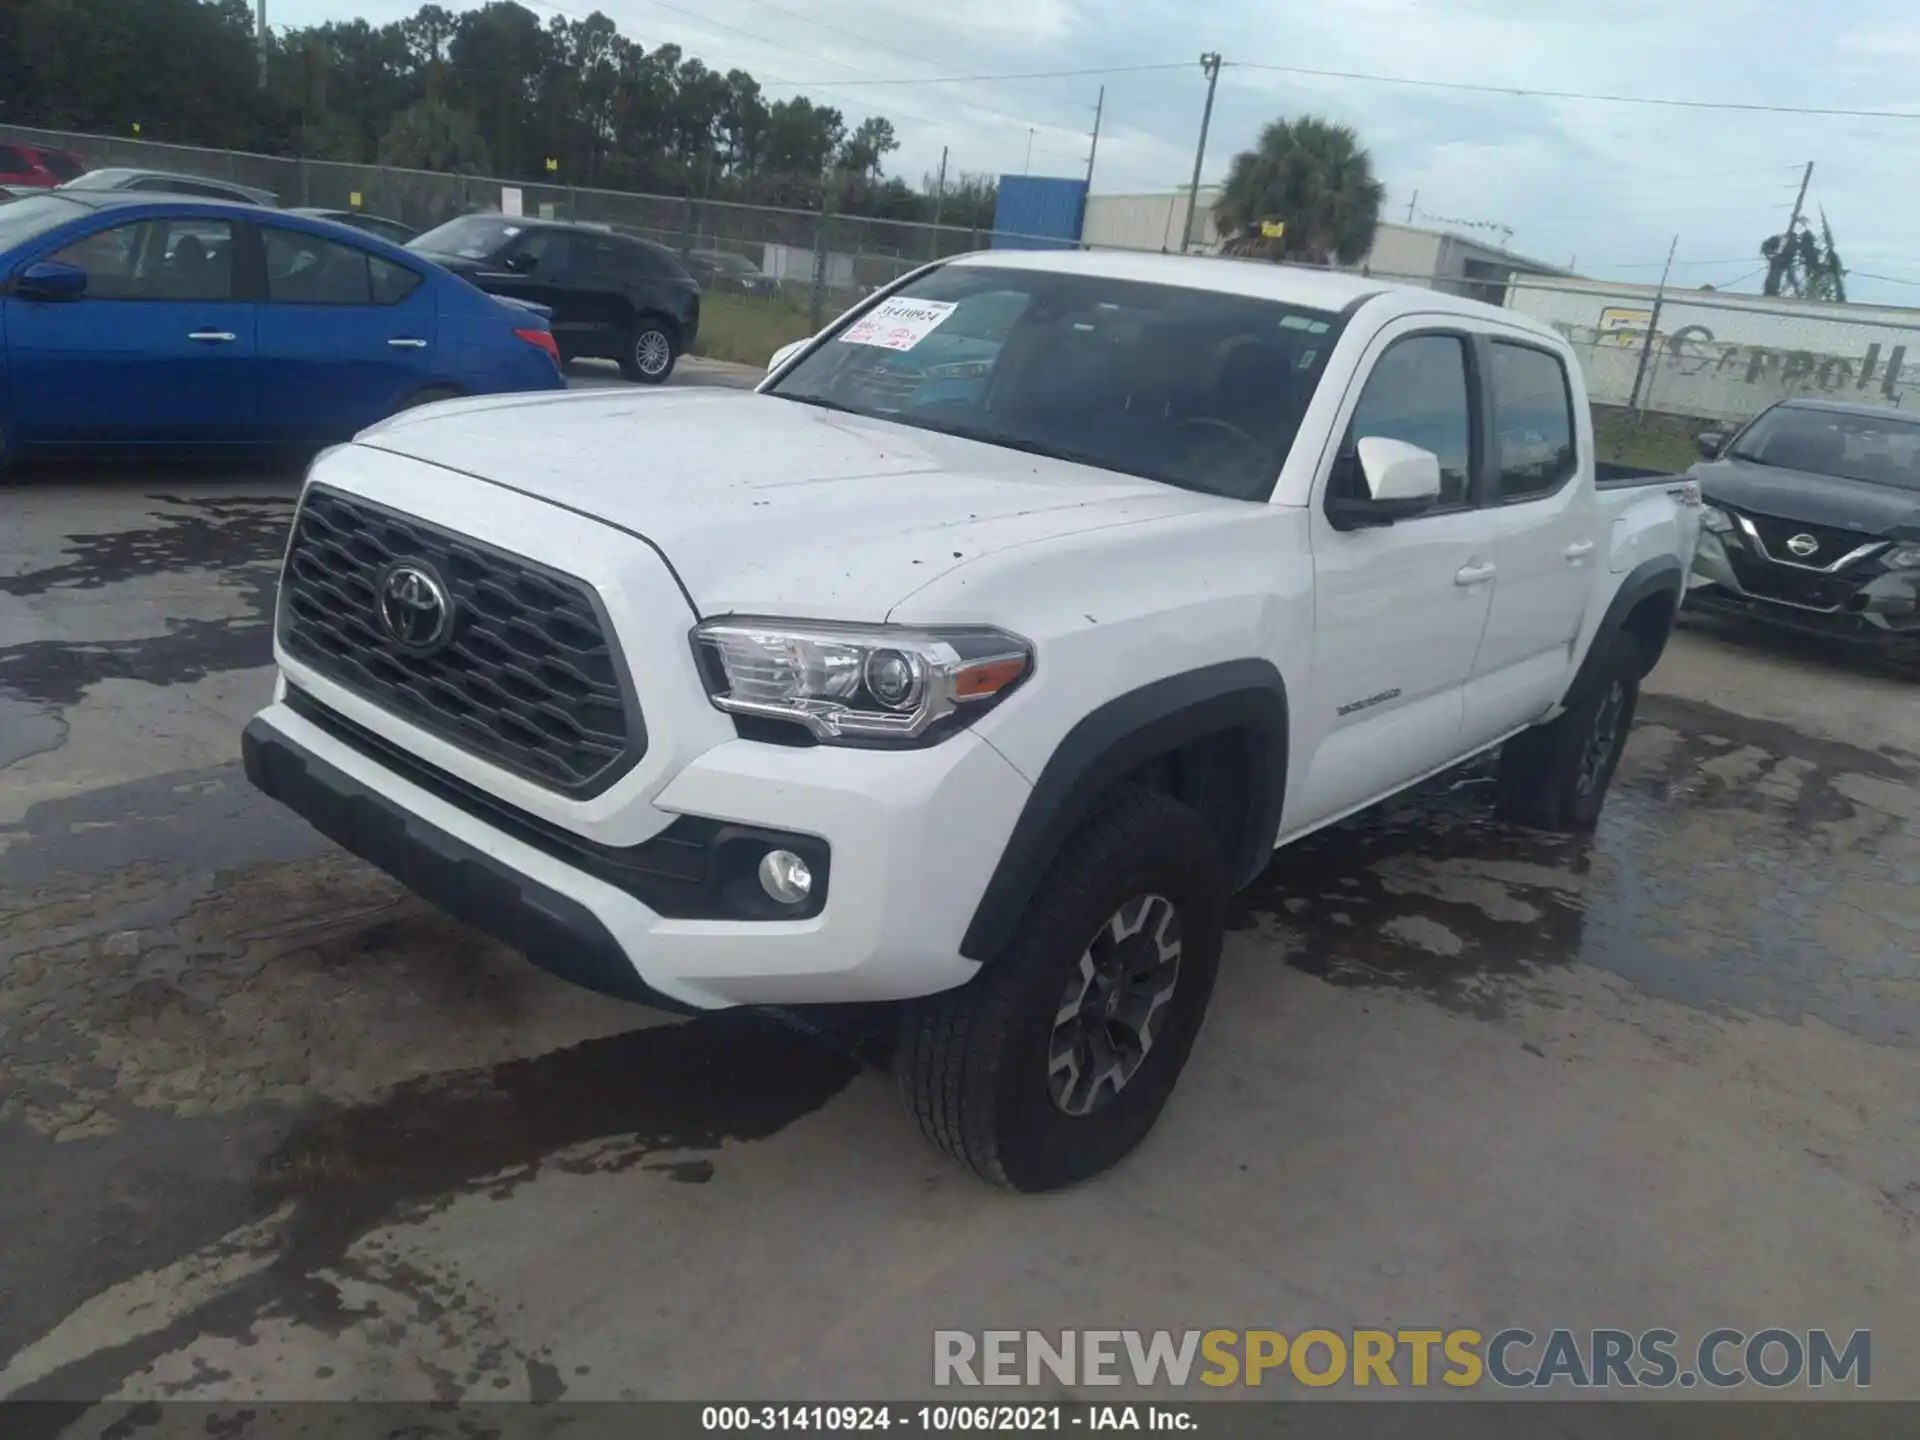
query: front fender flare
[{"left": 960, "top": 659, "right": 1289, "bottom": 963}]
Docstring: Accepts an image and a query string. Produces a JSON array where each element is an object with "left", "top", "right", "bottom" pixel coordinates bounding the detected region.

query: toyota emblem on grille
[
  {"left": 377, "top": 562, "right": 454, "bottom": 649},
  {"left": 1786, "top": 533, "right": 1820, "bottom": 558}
]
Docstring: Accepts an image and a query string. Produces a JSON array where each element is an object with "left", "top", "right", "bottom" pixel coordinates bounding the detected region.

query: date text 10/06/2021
[{"left": 702, "top": 1407, "right": 1191, "bottom": 1432}]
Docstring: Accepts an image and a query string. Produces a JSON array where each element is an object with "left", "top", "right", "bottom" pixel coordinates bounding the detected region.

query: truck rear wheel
[
  {"left": 1496, "top": 631, "right": 1643, "bottom": 832},
  {"left": 897, "top": 785, "right": 1227, "bottom": 1191}
]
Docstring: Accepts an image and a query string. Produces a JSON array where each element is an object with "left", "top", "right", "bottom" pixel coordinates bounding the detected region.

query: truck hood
[
  {"left": 1696, "top": 456, "right": 1920, "bottom": 536},
  {"left": 355, "top": 387, "right": 1224, "bottom": 618}
]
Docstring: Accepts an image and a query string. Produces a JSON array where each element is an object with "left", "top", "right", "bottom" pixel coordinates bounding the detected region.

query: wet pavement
[{"left": 2, "top": 429, "right": 1917, "bottom": 1412}]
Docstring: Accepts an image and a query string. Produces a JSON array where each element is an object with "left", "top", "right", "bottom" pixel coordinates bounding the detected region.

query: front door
[
  {"left": 1287, "top": 328, "right": 1498, "bottom": 834},
  {"left": 8, "top": 213, "right": 256, "bottom": 446},
  {"left": 254, "top": 225, "right": 437, "bottom": 442},
  {"left": 1464, "top": 338, "right": 1597, "bottom": 744}
]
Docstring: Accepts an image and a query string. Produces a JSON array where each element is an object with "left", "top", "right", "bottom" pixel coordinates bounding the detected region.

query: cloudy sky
[{"left": 277, "top": 0, "right": 1920, "bottom": 305}]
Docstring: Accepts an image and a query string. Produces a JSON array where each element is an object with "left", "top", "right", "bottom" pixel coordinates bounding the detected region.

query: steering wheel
[{"left": 1173, "top": 416, "right": 1258, "bottom": 446}]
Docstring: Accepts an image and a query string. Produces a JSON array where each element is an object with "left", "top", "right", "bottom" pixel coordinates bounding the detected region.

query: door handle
[
  {"left": 1454, "top": 561, "right": 1497, "bottom": 587},
  {"left": 188, "top": 331, "right": 236, "bottom": 343},
  {"left": 387, "top": 337, "right": 429, "bottom": 348},
  {"left": 1564, "top": 540, "right": 1596, "bottom": 560}
]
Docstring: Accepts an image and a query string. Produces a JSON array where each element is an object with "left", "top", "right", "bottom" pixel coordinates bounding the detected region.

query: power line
[
  {"left": 1224, "top": 59, "right": 1920, "bottom": 121},
  {"left": 752, "top": 62, "right": 1197, "bottom": 87},
  {"left": 629, "top": 0, "right": 1091, "bottom": 158},
  {"left": 726, "top": 0, "right": 945, "bottom": 74}
]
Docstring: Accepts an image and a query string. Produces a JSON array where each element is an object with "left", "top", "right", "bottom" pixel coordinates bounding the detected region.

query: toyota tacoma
[{"left": 244, "top": 251, "right": 1702, "bottom": 1189}]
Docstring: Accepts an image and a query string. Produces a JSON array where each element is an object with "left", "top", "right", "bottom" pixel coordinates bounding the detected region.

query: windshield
[
  {"left": 0, "top": 194, "right": 88, "bottom": 249},
  {"left": 1729, "top": 405, "right": 1920, "bottom": 492},
  {"left": 409, "top": 214, "right": 524, "bottom": 260},
  {"left": 766, "top": 265, "right": 1341, "bottom": 500}
]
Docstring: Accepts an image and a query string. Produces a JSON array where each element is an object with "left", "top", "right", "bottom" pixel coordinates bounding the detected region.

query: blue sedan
[{"left": 0, "top": 192, "right": 564, "bottom": 466}]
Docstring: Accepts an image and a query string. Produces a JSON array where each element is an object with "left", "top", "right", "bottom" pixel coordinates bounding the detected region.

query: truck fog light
[{"left": 758, "top": 849, "right": 813, "bottom": 905}]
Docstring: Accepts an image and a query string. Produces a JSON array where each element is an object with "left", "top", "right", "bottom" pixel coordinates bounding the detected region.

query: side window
[
  {"left": 1341, "top": 334, "right": 1473, "bottom": 507},
  {"left": 370, "top": 255, "right": 423, "bottom": 305},
  {"left": 266, "top": 228, "right": 374, "bottom": 304},
  {"left": 0, "top": 145, "right": 33, "bottom": 171},
  {"left": 1490, "top": 342, "right": 1577, "bottom": 500},
  {"left": 618, "top": 240, "right": 670, "bottom": 278},
  {"left": 509, "top": 228, "right": 576, "bottom": 277},
  {"left": 50, "top": 218, "right": 236, "bottom": 301}
]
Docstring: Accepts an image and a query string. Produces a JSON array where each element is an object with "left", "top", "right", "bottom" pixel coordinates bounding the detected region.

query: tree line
[{"left": 0, "top": 0, "right": 998, "bottom": 228}]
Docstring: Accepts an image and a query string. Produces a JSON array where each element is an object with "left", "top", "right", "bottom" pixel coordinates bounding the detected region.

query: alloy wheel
[
  {"left": 635, "top": 330, "right": 672, "bottom": 377},
  {"left": 1047, "top": 894, "right": 1183, "bottom": 1117},
  {"left": 1576, "top": 678, "right": 1627, "bottom": 796}
]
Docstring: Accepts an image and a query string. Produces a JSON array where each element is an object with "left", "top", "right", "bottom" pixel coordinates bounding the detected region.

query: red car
[{"left": 0, "top": 142, "right": 87, "bottom": 188}]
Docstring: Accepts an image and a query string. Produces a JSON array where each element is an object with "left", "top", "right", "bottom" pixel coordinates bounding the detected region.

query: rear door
[
  {"left": 254, "top": 224, "right": 436, "bottom": 441},
  {"left": 7, "top": 212, "right": 257, "bottom": 446},
  {"left": 1463, "top": 337, "right": 1596, "bottom": 744},
  {"left": 488, "top": 227, "right": 586, "bottom": 352},
  {"left": 1288, "top": 325, "right": 1499, "bottom": 832}
]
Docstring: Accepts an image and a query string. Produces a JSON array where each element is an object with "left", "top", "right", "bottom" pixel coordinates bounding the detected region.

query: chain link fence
[{"left": 8, "top": 121, "right": 1918, "bottom": 464}]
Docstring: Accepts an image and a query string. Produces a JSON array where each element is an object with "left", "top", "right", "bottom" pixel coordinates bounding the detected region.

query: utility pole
[
  {"left": 1786, "top": 161, "right": 1814, "bottom": 236},
  {"left": 928, "top": 145, "right": 948, "bottom": 259},
  {"left": 1627, "top": 232, "right": 1679, "bottom": 418},
  {"left": 1085, "top": 85, "right": 1105, "bottom": 190},
  {"left": 1179, "top": 51, "right": 1223, "bottom": 254},
  {"left": 256, "top": 0, "right": 268, "bottom": 88},
  {"left": 1405, "top": 189, "right": 1417, "bottom": 224}
]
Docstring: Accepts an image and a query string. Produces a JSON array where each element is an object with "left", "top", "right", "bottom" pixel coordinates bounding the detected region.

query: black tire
[
  {"left": 399, "top": 385, "right": 462, "bottom": 412},
  {"left": 897, "top": 785, "right": 1228, "bottom": 1192},
  {"left": 618, "top": 321, "right": 678, "bottom": 383},
  {"left": 1496, "top": 631, "right": 1643, "bottom": 831}
]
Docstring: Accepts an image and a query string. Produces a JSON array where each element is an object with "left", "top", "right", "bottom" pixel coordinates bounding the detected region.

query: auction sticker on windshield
[{"left": 840, "top": 297, "right": 957, "bottom": 351}]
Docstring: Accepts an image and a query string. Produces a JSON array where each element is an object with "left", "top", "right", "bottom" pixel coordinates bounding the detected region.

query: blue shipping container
[{"left": 992, "top": 176, "right": 1088, "bottom": 250}]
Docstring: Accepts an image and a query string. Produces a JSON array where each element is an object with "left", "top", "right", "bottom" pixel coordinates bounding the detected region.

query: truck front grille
[{"left": 278, "top": 486, "right": 643, "bottom": 796}]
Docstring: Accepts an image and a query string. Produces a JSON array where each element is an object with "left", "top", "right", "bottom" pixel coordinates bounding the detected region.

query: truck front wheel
[
  {"left": 897, "top": 786, "right": 1227, "bottom": 1191},
  {"left": 1496, "top": 631, "right": 1643, "bottom": 831}
]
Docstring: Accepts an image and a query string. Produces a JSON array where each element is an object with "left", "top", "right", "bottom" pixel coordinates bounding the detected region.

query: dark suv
[
  {"left": 408, "top": 215, "right": 700, "bottom": 383},
  {"left": 1687, "top": 398, "right": 1920, "bottom": 664}
]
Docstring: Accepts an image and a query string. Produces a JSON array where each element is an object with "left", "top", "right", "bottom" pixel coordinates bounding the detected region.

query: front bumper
[
  {"left": 244, "top": 690, "right": 1031, "bottom": 1011},
  {"left": 1686, "top": 532, "right": 1920, "bottom": 645}
]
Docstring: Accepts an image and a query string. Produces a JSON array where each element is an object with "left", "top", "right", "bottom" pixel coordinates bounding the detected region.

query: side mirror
[
  {"left": 1327, "top": 437, "right": 1443, "bottom": 530},
  {"left": 15, "top": 260, "right": 87, "bottom": 302},
  {"left": 767, "top": 337, "right": 810, "bottom": 374},
  {"left": 1696, "top": 431, "right": 1726, "bottom": 459},
  {"left": 1358, "top": 436, "right": 1443, "bottom": 503}
]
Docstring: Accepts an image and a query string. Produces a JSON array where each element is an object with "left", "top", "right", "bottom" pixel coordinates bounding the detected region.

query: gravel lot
[{"left": 2, "top": 371, "right": 1915, "bottom": 1411}]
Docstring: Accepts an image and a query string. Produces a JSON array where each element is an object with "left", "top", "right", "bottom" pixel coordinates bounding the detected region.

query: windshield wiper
[
  {"left": 900, "top": 415, "right": 1122, "bottom": 472},
  {"left": 770, "top": 392, "right": 864, "bottom": 416}
]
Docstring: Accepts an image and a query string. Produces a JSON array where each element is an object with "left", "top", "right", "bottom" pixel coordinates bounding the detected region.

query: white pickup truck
[{"left": 244, "top": 251, "right": 1701, "bottom": 1190}]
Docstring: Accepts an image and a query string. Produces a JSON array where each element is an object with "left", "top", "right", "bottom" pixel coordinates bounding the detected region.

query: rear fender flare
[{"left": 1575, "top": 555, "right": 1684, "bottom": 696}]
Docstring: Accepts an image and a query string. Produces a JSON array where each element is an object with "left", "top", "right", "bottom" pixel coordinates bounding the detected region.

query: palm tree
[{"left": 1212, "top": 116, "right": 1385, "bottom": 266}]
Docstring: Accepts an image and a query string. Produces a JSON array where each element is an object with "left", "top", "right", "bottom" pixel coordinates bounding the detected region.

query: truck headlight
[
  {"left": 1884, "top": 543, "right": 1920, "bottom": 570},
  {"left": 693, "top": 619, "right": 1032, "bottom": 743},
  {"left": 1701, "top": 505, "right": 1736, "bottom": 535}
]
